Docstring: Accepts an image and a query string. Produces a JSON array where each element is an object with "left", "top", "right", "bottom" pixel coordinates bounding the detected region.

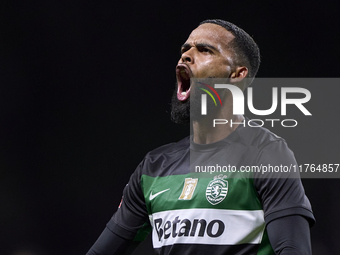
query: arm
[
  {"left": 254, "top": 140, "right": 315, "bottom": 253},
  {"left": 86, "top": 227, "right": 132, "bottom": 255},
  {"left": 267, "top": 215, "right": 312, "bottom": 255},
  {"left": 87, "top": 161, "right": 150, "bottom": 254}
]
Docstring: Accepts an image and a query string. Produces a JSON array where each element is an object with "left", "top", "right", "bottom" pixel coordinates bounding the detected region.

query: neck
[{"left": 192, "top": 93, "right": 244, "bottom": 144}]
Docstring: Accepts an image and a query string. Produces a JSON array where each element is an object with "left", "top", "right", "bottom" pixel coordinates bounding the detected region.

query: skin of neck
[{"left": 192, "top": 91, "right": 244, "bottom": 144}]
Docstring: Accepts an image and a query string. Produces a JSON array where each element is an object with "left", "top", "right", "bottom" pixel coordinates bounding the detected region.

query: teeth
[{"left": 181, "top": 92, "right": 187, "bottom": 96}]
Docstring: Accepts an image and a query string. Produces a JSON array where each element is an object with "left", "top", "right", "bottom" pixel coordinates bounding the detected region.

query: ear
[{"left": 229, "top": 66, "right": 248, "bottom": 83}]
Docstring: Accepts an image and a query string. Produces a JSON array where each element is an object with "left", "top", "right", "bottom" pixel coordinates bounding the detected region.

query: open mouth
[{"left": 176, "top": 64, "right": 192, "bottom": 101}]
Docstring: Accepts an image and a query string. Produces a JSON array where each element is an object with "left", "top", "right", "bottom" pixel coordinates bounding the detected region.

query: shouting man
[{"left": 87, "top": 19, "right": 315, "bottom": 255}]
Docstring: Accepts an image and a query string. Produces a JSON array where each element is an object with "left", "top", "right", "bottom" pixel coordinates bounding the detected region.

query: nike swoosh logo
[{"left": 149, "top": 188, "right": 170, "bottom": 201}]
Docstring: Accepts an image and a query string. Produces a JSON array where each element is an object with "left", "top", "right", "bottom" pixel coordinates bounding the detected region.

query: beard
[
  {"left": 170, "top": 82, "right": 218, "bottom": 124},
  {"left": 170, "top": 88, "right": 190, "bottom": 124}
]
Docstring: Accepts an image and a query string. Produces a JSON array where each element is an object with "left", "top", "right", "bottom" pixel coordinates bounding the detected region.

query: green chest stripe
[{"left": 141, "top": 174, "right": 262, "bottom": 214}]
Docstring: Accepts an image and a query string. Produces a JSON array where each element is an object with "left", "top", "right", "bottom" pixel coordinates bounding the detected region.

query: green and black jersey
[{"left": 109, "top": 123, "right": 315, "bottom": 255}]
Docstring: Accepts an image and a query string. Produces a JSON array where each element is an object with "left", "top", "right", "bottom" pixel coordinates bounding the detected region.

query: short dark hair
[{"left": 200, "top": 19, "right": 261, "bottom": 81}]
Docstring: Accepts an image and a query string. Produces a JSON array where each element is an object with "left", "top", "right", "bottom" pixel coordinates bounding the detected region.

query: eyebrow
[{"left": 181, "top": 43, "right": 219, "bottom": 52}]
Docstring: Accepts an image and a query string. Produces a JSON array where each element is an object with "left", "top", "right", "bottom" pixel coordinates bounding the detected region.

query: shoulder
[
  {"left": 145, "top": 136, "right": 190, "bottom": 159},
  {"left": 234, "top": 120, "right": 287, "bottom": 151},
  {"left": 137, "top": 136, "right": 190, "bottom": 177},
  {"left": 230, "top": 120, "right": 296, "bottom": 167}
]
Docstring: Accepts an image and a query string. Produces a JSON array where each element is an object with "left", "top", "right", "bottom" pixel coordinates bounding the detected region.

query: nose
[{"left": 181, "top": 49, "right": 194, "bottom": 64}]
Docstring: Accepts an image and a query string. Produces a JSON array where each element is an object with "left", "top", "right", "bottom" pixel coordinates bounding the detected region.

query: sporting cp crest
[{"left": 206, "top": 175, "right": 228, "bottom": 205}]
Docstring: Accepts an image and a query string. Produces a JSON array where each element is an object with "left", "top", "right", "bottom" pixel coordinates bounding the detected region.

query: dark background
[{"left": 1, "top": 0, "right": 339, "bottom": 254}]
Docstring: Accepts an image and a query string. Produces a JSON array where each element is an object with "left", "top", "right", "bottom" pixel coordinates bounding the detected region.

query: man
[{"left": 87, "top": 19, "right": 315, "bottom": 255}]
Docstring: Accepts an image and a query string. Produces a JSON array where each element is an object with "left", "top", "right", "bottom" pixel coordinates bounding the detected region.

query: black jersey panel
[
  {"left": 253, "top": 141, "right": 315, "bottom": 225},
  {"left": 111, "top": 160, "right": 150, "bottom": 239},
  {"left": 142, "top": 136, "right": 190, "bottom": 178}
]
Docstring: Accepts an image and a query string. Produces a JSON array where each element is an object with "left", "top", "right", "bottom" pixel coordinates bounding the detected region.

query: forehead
[{"left": 185, "top": 23, "right": 235, "bottom": 50}]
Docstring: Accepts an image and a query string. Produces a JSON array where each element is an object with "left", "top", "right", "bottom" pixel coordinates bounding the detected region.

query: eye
[
  {"left": 198, "top": 46, "right": 212, "bottom": 53},
  {"left": 181, "top": 46, "right": 190, "bottom": 54}
]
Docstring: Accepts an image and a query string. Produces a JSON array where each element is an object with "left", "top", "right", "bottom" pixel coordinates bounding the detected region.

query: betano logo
[{"left": 154, "top": 216, "right": 225, "bottom": 241}]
